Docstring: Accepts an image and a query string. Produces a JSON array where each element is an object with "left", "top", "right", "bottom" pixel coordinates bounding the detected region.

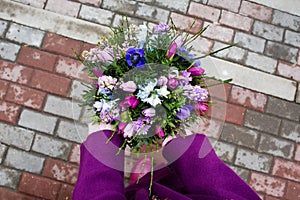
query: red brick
[
  {"left": 42, "top": 33, "right": 82, "bottom": 58},
  {"left": 249, "top": 172, "right": 286, "bottom": 197},
  {"left": 188, "top": 2, "right": 221, "bottom": 22},
  {"left": 73, "top": 0, "right": 101, "bottom": 6},
  {"left": 82, "top": 43, "right": 96, "bottom": 52},
  {"left": 277, "top": 61, "right": 300, "bottom": 82},
  {"left": 55, "top": 56, "right": 89, "bottom": 81},
  {"left": 202, "top": 23, "right": 234, "bottom": 43},
  {"left": 69, "top": 144, "right": 80, "bottom": 164},
  {"left": 0, "top": 101, "right": 21, "bottom": 125},
  {"left": 0, "top": 80, "right": 9, "bottom": 100},
  {"left": 208, "top": 81, "right": 231, "bottom": 101},
  {"left": 229, "top": 85, "right": 267, "bottom": 112},
  {"left": 19, "top": 173, "right": 61, "bottom": 199},
  {"left": 6, "top": 84, "right": 46, "bottom": 110},
  {"left": 30, "top": 70, "right": 71, "bottom": 96},
  {"left": 58, "top": 184, "right": 74, "bottom": 200},
  {"left": 265, "top": 196, "right": 281, "bottom": 200},
  {"left": 169, "top": 12, "right": 203, "bottom": 34},
  {"left": 240, "top": 1, "right": 272, "bottom": 22},
  {"left": 226, "top": 103, "right": 246, "bottom": 125},
  {"left": 43, "top": 158, "right": 78, "bottom": 185},
  {"left": 0, "top": 60, "right": 33, "bottom": 84},
  {"left": 208, "top": 0, "right": 241, "bottom": 12},
  {"left": 0, "top": 187, "right": 35, "bottom": 200},
  {"left": 272, "top": 158, "right": 300, "bottom": 182},
  {"left": 295, "top": 144, "right": 300, "bottom": 161},
  {"left": 17, "top": 46, "right": 57, "bottom": 71},
  {"left": 220, "top": 10, "right": 253, "bottom": 32},
  {"left": 285, "top": 181, "right": 300, "bottom": 200}
]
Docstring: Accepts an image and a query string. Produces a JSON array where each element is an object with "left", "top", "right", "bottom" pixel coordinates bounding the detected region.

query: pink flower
[
  {"left": 118, "top": 122, "right": 127, "bottom": 134},
  {"left": 158, "top": 76, "right": 168, "bottom": 86},
  {"left": 142, "top": 108, "right": 156, "bottom": 117},
  {"left": 166, "top": 42, "right": 177, "bottom": 59},
  {"left": 124, "top": 123, "right": 134, "bottom": 138},
  {"left": 98, "top": 47, "right": 114, "bottom": 62},
  {"left": 156, "top": 126, "right": 165, "bottom": 137},
  {"left": 195, "top": 102, "right": 209, "bottom": 115},
  {"left": 120, "top": 81, "right": 137, "bottom": 92},
  {"left": 167, "top": 78, "right": 178, "bottom": 89},
  {"left": 188, "top": 66, "right": 205, "bottom": 76},
  {"left": 120, "top": 96, "right": 139, "bottom": 109}
]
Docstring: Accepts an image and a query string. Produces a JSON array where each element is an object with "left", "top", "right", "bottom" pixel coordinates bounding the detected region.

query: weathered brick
[
  {"left": 212, "top": 42, "right": 247, "bottom": 63},
  {"left": 19, "top": 173, "right": 61, "bottom": 199},
  {"left": 136, "top": 3, "right": 169, "bottom": 23},
  {"left": 258, "top": 134, "right": 294, "bottom": 158},
  {"left": 202, "top": 22, "right": 234, "bottom": 43},
  {"left": 266, "top": 96, "right": 300, "bottom": 122},
  {"left": 30, "top": 70, "right": 71, "bottom": 96},
  {"left": 58, "top": 184, "right": 74, "bottom": 200},
  {"left": 0, "top": 60, "right": 33, "bottom": 84},
  {"left": 0, "top": 20, "right": 8, "bottom": 37},
  {"left": 280, "top": 120, "right": 300, "bottom": 143},
  {"left": 272, "top": 158, "right": 300, "bottom": 182},
  {"left": 4, "top": 148, "right": 45, "bottom": 173},
  {"left": 252, "top": 21, "right": 284, "bottom": 42},
  {"left": 45, "top": 0, "right": 80, "bottom": 17},
  {"left": 69, "top": 144, "right": 80, "bottom": 164},
  {"left": 73, "top": 0, "right": 101, "bottom": 6},
  {"left": 208, "top": 0, "right": 241, "bottom": 12},
  {"left": 188, "top": 2, "right": 221, "bottom": 22},
  {"left": 17, "top": 46, "right": 57, "bottom": 71},
  {"left": 0, "top": 122, "right": 34, "bottom": 151},
  {"left": 286, "top": 181, "right": 300, "bottom": 200},
  {"left": 69, "top": 80, "right": 87, "bottom": 102},
  {"left": 214, "top": 141, "right": 235, "bottom": 163},
  {"left": 6, "top": 84, "right": 45, "bottom": 110},
  {"left": 0, "top": 166, "right": 21, "bottom": 189},
  {"left": 0, "top": 40, "right": 21, "bottom": 61},
  {"left": 229, "top": 85, "right": 267, "bottom": 112},
  {"left": 225, "top": 103, "right": 246, "bottom": 126},
  {"left": 32, "top": 134, "right": 72, "bottom": 160},
  {"left": 0, "top": 143, "right": 6, "bottom": 163},
  {"left": 239, "top": 1, "right": 272, "bottom": 22},
  {"left": 102, "top": 0, "right": 137, "bottom": 14},
  {"left": 43, "top": 158, "right": 78, "bottom": 184},
  {"left": 0, "top": 187, "right": 35, "bottom": 200},
  {"left": 245, "top": 52, "right": 277, "bottom": 74},
  {"left": 235, "top": 148, "right": 272, "bottom": 173},
  {"left": 57, "top": 120, "right": 88, "bottom": 143},
  {"left": 153, "top": 0, "right": 189, "bottom": 13},
  {"left": 79, "top": 5, "right": 113, "bottom": 26},
  {"left": 221, "top": 123, "right": 259, "bottom": 149},
  {"left": 284, "top": 30, "right": 300, "bottom": 48},
  {"left": 220, "top": 10, "right": 253, "bottom": 32},
  {"left": 277, "top": 61, "right": 300, "bottom": 82},
  {"left": 190, "top": 37, "right": 213, "bottom": 54},
  {"left": 0, "top": 80, "right": 8, "bottom": 100},
  {"left": 55, "top": 56, "right": 89, "bottom": 81},
  {"left": 189, "top": 118, "right": 224, "bottom": 139},
  {"left": 265, "top": 41, "right": 298, "bottom": 63},
  {"left": 234, "top": 32, "right": 266, "bottom": 53},
  {"left": 0, "top": 101, "right": 20, "bottom": 125},
  {"left": 169, "top": 12, "right": 203, "bottom": 34},
  {"left": 12, "top": 0, "right": 46, "bottom": 8},
  {"left": 112, "top": 14, "right": 144, "bottom": 28},
  {"left": 265, "top": 196, "right": 281, "bottom": 200},
  {"left": 6, "top": 23, "right": 44, "bottom": 47},
  {"left": 297, "top": 85, "right": 300, "bottom": 104},
  {"left": 44, "top": 95, "right": 82, "bottom": 120},
  {"left": 207, "top": 82, "right": 231, "bottom": 101},
  {"left": 272, "top": 10, "right": 300, "bottom": 31},
  {"left": 244, "top": 110, "right": 281, "bottom": 135},
  {"left": 42, "top": 33, "right": 82, "bottom": 59},
  {"left": 295, "top": 144, "right": 300, "bottom": 161},
  {"left": 229, "top": 166, "right": 250, "bottom": 182},
  {"left": 249, "top": 172, "right": 286, "bottom": 197}
]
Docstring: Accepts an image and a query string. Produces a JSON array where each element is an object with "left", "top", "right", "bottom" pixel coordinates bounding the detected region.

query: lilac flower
[
  {"left": 126, "top": 48, "right": 146, "bottom": 68},
  {"left": 176, "top": 105, "right": 193, "bottom": 120},
  {"left": 167, "top": 42, "right": 177, "bottom": 59},
  {"left": 179, "top": 70, "right": 192, "bottom": 85},
  {"left": 183, "top": 85, "right": 209, "bottom": 101},
  {"left": 154, "top": 23, "right": 170, "bottom": 34},
  {"left": 120, "top": 81, "right": 137, "bottom": 92}
]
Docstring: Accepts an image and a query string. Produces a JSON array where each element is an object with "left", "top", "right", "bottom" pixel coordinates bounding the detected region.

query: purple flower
[
  {"left": 176, "top": 105, "right": 193, "bottom": 120},
  {"left": 120, "top": 81, "right": 137, "bottom": 92},
  {"left": 142, "top": 108, "right": 156, "bottom": 117},
  {"left": 180, "top": 70, "right": 192, "bottom": 84},
  {"left": 167, "top": 42, "right": 177, "bottom": 59},
  {"left": 126, "top": 48, "right": 145, "bottom": 68},
  {"left": 154, "top": 23, "right": 170, "bottom": 33},
  {"left": 158, "top": 76, "right": 168, "bottom": 86},
  {"left": 188, "top": 66, "right": 205, "bottom": 76},
  {"left": 167, "top": 78, "right": 178, "bottom": 89}
]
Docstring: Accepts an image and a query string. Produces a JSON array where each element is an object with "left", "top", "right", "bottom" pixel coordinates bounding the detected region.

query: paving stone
[
  {"left": 284, "top": 30, "right": 300, "bottom": 48},
  {"left": 0, "top": 101, "right": 21, "bottom": 125},
  {"left": 245, "top": 52, "right": 277, "bottom": 73},
  {"left": 286, "top": 181, "right": 300, "bottom": 200},
  {"left": 0, "top": 60, "right": 33, "bottom": 84},
  {"left": 221, "top": 123, "right": 259, "bottom": 149},
  {"left": 190, "top": 37, "right": 213, "bottom": 54},
  {"left": 239, "top": 1, "right": 272, "bottom": 22},
  {"left": 0, "top": 20, "right": 8, "bottom": 37},
  {"left": 136, "top": 3, "right": 169, "bottom": 23},
  {"left": 202, "top": 22, "right": 234, "bottom": 43},
  {"left": 69, "top": 80, "right": 87, "bottom": 102},
  {"left": 6, "top": 23, "right": 44, "bottom": 47},
  {"left": 244, "top": 110, "right": 281, "bottom": 135},
  {"left": 0, "top": 122, "right": 34, "bottom": 150},
  {"left": 18, "top": 109, "right": 57, "bottom": 134},
  {"left": 252, "top": 21, "right": 284, "bottom": 42},
  {"left": 258, "top": 134, "right": 294, "bottom": 158},
  {"left": 249, "top": 172, "right": 286, "bottom": 198},
  {"left": 193, "top": 0, "right": 208, "bottom": 3},
  {"left": 169, "top": 12, "right": 203, "bottom": 34},
  {"left": 234, "top": 32, "right": 266, "bottom": 53},
  {"left": 212, "top": 42, "right": 247, "bottom": 63},
  {"left": 188, "top": 2, "right": 221, "bottom": 22},
  {"left": 45, "top": 0, "right": 80, "bottom": 17},
  {"left": 56, "top": 120, "right": 88, "bottom": 143},
  {"left": 272, "top": 158, "right": 300, "bottom": 182},
  {"left": 4, "top": 148, "right": 45, "bottom": 173},
  {"left": 0, "top": 143, "right": 6, "bottom": 163},
  {"left": 225, "top": 103, "right": 246, "bottom": 126},
  {"left": 272, "top": 10, "right": 300, "bottom": 31},
  {"left": 266, "top": 96, "right": 300, "bottom": 122},
  {"left": 277, "top": 61, "right": 300, "bottom": 82},
  {"left": 11, "top": 0, "right": 46, "bottom": 8},
  {"left": 0, "top": 187, "right": 35, "bottom": 200},
  {"left": 295, "top": 144, "right": 300, "bottom": 161},
  {"left": 153, "top": 0, "right": 190, "bottom": 13},
  {"left": 112, "top": 14, "right": 144, "bottom": 28},
  {"left": 74, "top": 0, "right": 101, "bottom": 6},
  {"left": 69, "top": 144, "right": 80, "bottom": 164},
  {"left": 0, "top": 40, "right": 21, "bottom": 61},
  {"left": 32, "top": 134, "right": 72, "bottom": 160},
  {"left": 79, "top": 5, "right": 113, "bottom": 26},
  {"left": 214, "top": 141, "right": 236, "bottom": 163},
  {"left": 219, "top": 10, "right": 253, "bottom": 32},
  {"left": 280, "top": 120, "right": 300, "bottom": 143},
  {"left": 102, "top": 0, "right": 137, "bottom": 14},
  {"left": 44, "top": 95, "right": 82, "bottom": 120},
  {"left": 208, "top": 0, "right": 241, "bottom": 12},
  {"left": 229, "top": 166, "right": 250, "bottom": 182},
  {"left": 235, "top": 148, "right": 272, "bottom": 173},
  {"left": 297, "top": 85, "right": 300, "bottom": 104},
  {"left": 265, "top": 41, "right": 298, "bottom": 63},
  {"left": 0, "top": 166, "right": 21, "bottom": 189}
]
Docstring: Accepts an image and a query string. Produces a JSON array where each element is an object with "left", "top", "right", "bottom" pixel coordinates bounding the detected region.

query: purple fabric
[{"left": 73, "top": 131, "right": 261, "bottom": 200}]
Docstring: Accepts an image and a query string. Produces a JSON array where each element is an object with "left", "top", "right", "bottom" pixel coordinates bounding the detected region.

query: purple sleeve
[{"left": 73, "top": 130, "right": 126, "bottom": 200}]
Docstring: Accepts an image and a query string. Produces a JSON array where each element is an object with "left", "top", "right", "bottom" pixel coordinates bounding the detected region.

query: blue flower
[
  {"left": 176, "top": 105, "right": 193, "bottom": 120},
  {"left": 126, "top": 48, "right": 145, "bottom": 68}
]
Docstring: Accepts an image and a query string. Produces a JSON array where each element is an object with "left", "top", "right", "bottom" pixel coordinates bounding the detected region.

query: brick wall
[{"left": 0, "top": 0, "right": 299, "bottom": 199}]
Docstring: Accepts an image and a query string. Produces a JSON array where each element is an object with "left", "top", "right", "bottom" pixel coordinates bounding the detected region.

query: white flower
[
  {"left": 145, "top": 94, "right": 161, "bottom": 107},
  {"left": 143, "top": 79, "right": 157, "bottom": 93},
  {"left": 93, "top": 101, "right": 103, "bottom": 111},
  {"left": 136, "top": 23, "right": 148, "bottom": 48},
  {"left": 155, "top": 85, "right": 170, "bottom": 98}
]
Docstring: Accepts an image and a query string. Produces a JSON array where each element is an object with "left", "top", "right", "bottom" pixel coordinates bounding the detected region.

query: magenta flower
[
  {"left": 166, "top": 42, "right": 177, "bottom": 59},
  {"left": 195, "top": 102, "right": 209, "bottom": 115},
  {"left": 120, "top": 81, "right": 137, "bottom": 92},
  {"left": 167, "top": 78, "right": 178, "bottom": 89},
  {"left": 120, "top": 96, "right": 139, "bottom": 109},
  {"left": 156, "top": 126, "right": 165, "bottom": 137},
  {"left": 188, "top": 66, "right": 205, "bottom": 76},
  {"left": 118, "top": 122, "right": 127, "bottom": 134}
]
